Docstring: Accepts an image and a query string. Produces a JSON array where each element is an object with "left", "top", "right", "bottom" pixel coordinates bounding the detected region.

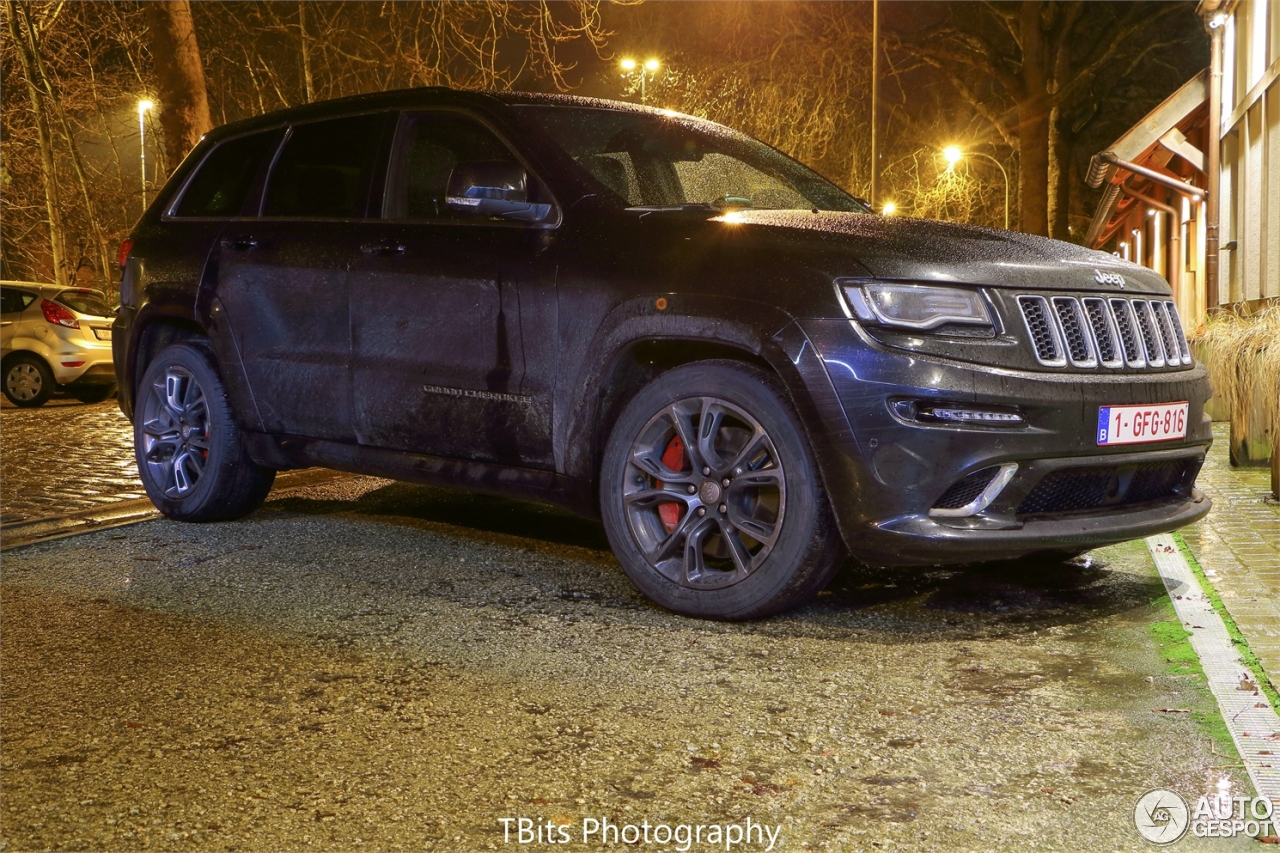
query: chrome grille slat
[
  {"left": 1162, "top": 301, "right": 1193, "bottom": 364},
  {"left": 1153, "top": 300, "right": 1182, "bottom": 366},
  {"left": 1133, "top": 300, "right": 1167, "bottom": 367},
  {"left": 1050, "top": 296, "right": 1097, "bottom": 368},
  {"left": 1109, "top": 298, "right": 1147, "bottom": 367},
  {"left": 1017, "top": 295, "right": 1193, "bottom": 371},
  {"left": 1081, "top": 298, "right": 1122, "bottom": 368},
  {"left": 1017, "top": 295, "right": 1066, "bottom": 367}
]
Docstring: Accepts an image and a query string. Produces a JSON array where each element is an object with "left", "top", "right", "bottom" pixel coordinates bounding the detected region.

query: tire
[
  {"left": 73, "top": 384, "right": 116, "bottom": 404},
  {"left": 3, "top": 354, "right": 54, "bottom": 407},
  {"left": 600, "top": 360, "right": 844, "bottom": 619},
  {"left": 134, "top": 341, "right": 275, "bottom": 521}
]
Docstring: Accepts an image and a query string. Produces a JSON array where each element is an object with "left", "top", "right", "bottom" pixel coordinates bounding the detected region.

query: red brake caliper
[{"left": 656, "top": 435, "right": 686, "bottom": 533}]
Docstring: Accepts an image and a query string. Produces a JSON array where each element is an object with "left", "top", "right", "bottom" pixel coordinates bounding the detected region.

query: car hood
[{"left": 702, "top": 209, "right": 1170, "bottom": 295}]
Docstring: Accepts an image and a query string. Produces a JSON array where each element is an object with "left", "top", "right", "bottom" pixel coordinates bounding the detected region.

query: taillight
[
  {"left": 41, "top": 299, "right": 80, "bottom": 329},
  {"left": 117, "top": 238, "right": 133, "bottom": 270}
]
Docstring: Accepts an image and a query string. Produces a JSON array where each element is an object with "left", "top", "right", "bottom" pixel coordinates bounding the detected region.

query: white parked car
[{"left": 1, "top": 281, "right": 116, "bottom": 407}]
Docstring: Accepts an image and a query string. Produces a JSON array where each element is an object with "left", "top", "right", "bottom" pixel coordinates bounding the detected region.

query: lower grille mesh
[
  {"left": 1017, "top": 459, "right": 1192, "bottom": 515},
  {"left": 933, "top": 467, "right": 1000, "bottom": 510}
]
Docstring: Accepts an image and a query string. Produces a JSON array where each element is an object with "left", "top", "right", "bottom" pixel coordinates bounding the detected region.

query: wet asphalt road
[{"left": 0, "top": 475, "right": 1255, "bottom": 852}]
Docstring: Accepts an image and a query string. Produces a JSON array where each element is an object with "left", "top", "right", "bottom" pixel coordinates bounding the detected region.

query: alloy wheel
[
  {"left": 139, "top": 366, "right": 211, "bottom": 499},
  {"left": 621, "top": 396, "right": 785, "bottom": 589}
]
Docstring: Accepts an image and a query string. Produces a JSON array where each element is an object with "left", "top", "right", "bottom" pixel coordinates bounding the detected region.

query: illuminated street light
[
  {"left": 620, "top": 57, "right": 660, "bottom": 104},
  {"left": 138, "top": 99, "right": 154, "bottom": 210},
  {"left": 882, "top": 201, "right": 897, "bottom": 216},
  {"left": 941, "top": 145, "right": 1009, "bottom": 230}
]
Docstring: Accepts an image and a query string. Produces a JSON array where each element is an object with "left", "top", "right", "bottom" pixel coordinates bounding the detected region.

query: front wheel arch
[{"left": 599, "top": 359, "right": 844, "bottom": 619}]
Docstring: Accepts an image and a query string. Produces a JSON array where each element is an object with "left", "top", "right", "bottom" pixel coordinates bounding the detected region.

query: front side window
[
  {"left": 515, "top": 106, "right": 866, "bottom": 213},
  {"left": 0, "top": 288, "right": 37, "bottom": 314},
  {"left": 385, "top": 112, "right": 547, "bottom": 221},
  {"left": 264, "top": 114, "right": 387, "bottom": 219}
]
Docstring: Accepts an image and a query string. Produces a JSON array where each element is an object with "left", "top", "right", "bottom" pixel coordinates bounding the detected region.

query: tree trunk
[
  {"left": 1047, "top": 105, "right": 1073, "bottom": 241},
  {"left": 1016, "top": 96, "right": 1051, "bottom": 236},
  {"left": 145, "top": 0, "right": 212, "bottom": 169},
  {"left": 1017, "top": 1, "right": 1050, "bottom": 236},
  {"left": 299, "top": 1, "right": 314, "bottom": 103},
  {"left": 5, "top": 0, "right": 68, "bottom": 286}
]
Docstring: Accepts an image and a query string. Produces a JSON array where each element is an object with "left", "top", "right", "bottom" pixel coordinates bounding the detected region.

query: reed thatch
[{"left": 1191, "top": 302, "right": 1280, "bottom": 462}]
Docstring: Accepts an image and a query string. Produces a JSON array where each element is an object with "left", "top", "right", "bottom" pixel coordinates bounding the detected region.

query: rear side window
[
  {"left": 174, "top": 130, "right": 279, "bottom": 217},
  {"left": 56, "top": 290, "right": 112, "bottom": 317},
  {"left": 264, "top": 114, "right": 387, "bottom": 219},
  {"left": 0, "top": 288, "right": 37, "bottom": 314}
]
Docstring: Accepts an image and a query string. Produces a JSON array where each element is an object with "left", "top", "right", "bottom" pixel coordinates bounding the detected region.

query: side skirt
[{"left": 243, "top": 433, "right": 599, "bottom": 519}]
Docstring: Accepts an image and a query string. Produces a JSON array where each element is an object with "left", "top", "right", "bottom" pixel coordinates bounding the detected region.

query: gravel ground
[{"left": 0, "top": 477, "right": 1255, "bottom": 852}]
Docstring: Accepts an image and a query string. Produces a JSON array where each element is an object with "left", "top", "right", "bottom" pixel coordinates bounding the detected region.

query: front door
[{"left": 349, "top": 110, "right": 557, "bottom": 467}]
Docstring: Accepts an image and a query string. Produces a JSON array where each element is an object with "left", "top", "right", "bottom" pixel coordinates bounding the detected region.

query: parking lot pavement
[
  {"left": 0, "top": 476, "right": 1256, "bottom": 852},
  {"left": 0, "top": 398, "right": 141, "bottom": 522},
  {"left": 1181, "top": 423, "right": 1280, "bottom": 690}
]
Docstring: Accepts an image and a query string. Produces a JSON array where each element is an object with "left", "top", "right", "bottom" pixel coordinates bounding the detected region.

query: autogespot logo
[{"left": 1134, "top": 789, "right": 1190, "bottom": 844}]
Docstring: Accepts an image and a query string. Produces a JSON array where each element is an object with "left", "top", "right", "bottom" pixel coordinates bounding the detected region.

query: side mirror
[{"left": 445, "top": 161, "right": 552, "bottom": 223}]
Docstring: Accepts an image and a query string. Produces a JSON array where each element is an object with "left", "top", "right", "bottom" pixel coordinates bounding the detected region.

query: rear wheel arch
[{"left": 131, "top": 317, "right": 208, "bottom": 401}]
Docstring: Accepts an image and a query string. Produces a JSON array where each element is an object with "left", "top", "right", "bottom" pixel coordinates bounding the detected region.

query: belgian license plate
[
  {"left": 1097, "top": 402, "right": 1188, "bottom": 446},
  {"left": 94, "top": 328, "right": 112, "bottom": 341}
]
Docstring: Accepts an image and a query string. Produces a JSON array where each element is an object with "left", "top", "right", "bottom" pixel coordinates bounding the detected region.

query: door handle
[
  {"left": 360, "top": 240, "right": 406, "bottom": 255},
  {"left": 221, "top": 235, "right": 259, "bottom": 251}
]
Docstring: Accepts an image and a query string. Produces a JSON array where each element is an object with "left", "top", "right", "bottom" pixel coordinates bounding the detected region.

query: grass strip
[
  {"left": 1173, "top": 531, "right": 1280, "bottom": 711},
  {"left": 1148, "top": 594, "right": 1239, "bottom": 759}
]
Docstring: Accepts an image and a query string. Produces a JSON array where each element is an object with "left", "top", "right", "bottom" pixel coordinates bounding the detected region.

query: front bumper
[{"left": 795, "top": 318, "right": 1213, "bottom": 566}]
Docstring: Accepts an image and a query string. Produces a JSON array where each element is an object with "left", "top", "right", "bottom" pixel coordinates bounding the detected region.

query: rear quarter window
[{"left": 173, "top": 130, "right": 280, "bottom": 217}]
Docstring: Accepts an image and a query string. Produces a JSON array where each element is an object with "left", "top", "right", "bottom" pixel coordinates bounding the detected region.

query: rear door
[
  {"left": 213, "top": 112, "right": 391, "bottom": 440},
  {"left": 1, "top": 287, "right": 38, "bottom": 354},
  {"left": 347, "top": 110, "right": 558, "bottom": 467}
]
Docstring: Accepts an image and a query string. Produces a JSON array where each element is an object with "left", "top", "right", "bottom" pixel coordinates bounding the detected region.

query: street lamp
[
  {"left": 620, "top": 57, "right": 660, "bottom": 104},
  {"left": 138, "top": 99, "right": 154, "bottom": 210},
  {"left": 942, "top": 145, "right": 1009, "bottom": 230},
  {"left": 882, "top": 201, "right": 897, "bottom": 216}
]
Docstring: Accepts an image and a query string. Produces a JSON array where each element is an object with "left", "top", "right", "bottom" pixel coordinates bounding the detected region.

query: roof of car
[{"left": 205, "top": 87, "right": 704, "bottom": 142}]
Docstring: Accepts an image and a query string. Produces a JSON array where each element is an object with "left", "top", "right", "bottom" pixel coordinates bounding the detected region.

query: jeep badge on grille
[{"left": 1094, "top": 269, "right": 1126, "bottom": 288}]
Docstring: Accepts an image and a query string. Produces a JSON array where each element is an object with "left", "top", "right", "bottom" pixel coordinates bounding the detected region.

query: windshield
[
  {"left": 56, "top": 289, "right": 112, "bottom": 317},
  {"left": 515, "top": 106, "right": 867, "bottom": 213}
]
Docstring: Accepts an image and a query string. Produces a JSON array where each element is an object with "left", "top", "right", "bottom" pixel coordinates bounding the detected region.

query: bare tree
[
  {"left": 901, "top": 1, "right": 1192, "bottom": 237},
  {"left": 3, "top": 0, "right": 70, "bottom": 286},
  {"left": 144, "top": 0, "right": 212, "bottom": 167}
]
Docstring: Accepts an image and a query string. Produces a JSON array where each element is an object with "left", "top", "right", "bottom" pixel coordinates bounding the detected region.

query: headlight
[{"left": 841, "top": 282, "right": 993, "bottom": 331}]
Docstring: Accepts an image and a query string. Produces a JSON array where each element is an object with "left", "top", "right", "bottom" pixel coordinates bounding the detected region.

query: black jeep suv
[{"left": 114, "top": 88, "right": 1211, "bottom": 619}]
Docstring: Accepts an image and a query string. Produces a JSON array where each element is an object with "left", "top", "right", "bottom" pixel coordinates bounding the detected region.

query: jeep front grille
[{"left": 1018, "top": 296, "right": 1192, "bottom": 370}]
